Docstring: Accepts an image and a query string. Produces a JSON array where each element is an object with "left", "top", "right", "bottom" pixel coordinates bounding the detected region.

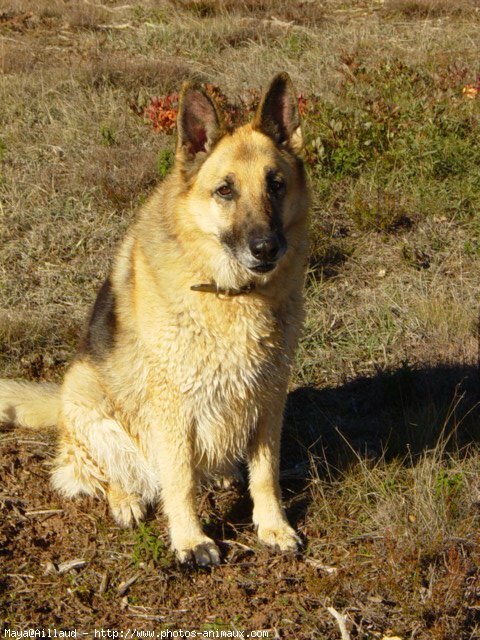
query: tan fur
[
  {"left": 0, "top": 380, "right": 60, "bottom": 429},
  {"left": 0, "top": 74, "right": 310, "bottom": 565}
]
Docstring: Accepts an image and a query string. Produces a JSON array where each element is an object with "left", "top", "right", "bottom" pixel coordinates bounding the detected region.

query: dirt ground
[{"left": 1, "top": 430, "right": 319, "bottom": 634}]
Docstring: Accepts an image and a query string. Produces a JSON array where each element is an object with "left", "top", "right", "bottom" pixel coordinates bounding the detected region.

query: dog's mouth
[
  {"left": 249, "top": 262, "right": 276, "bottom": 274},
  {"left": 219, "top": 234, "right": 286, "bottom": 278}
]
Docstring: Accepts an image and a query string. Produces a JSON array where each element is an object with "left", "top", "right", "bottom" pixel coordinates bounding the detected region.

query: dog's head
[{"left": 174, "top": 73, "right": 309, "bottom": 289}]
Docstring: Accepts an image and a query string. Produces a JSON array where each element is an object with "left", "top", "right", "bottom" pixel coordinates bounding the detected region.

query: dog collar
[{"left": 190, "top": 282, "right": 256, "bottom": 296}]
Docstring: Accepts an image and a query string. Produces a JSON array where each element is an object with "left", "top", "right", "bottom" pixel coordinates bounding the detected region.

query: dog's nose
[{"left": 249, "top": 234, "right": 282, "bottom": 262}]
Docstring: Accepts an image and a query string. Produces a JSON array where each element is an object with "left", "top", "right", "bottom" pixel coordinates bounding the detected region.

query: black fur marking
[
  {"left": 220, "top": 227, "right": 243, "bottom": 253},
  {"left": 262, "top": 170, "right": 284, "bottom": 233},
  {"left": 79, "top": 277, "right": 117, "bottom": 360}
]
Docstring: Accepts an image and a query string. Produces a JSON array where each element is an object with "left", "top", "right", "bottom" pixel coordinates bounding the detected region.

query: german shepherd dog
[{"left": 0, "top": 73, "right": 310, "bottom": 566}]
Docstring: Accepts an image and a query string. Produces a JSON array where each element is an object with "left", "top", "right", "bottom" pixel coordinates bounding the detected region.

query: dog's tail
[{"left": 0, "top": 380, "right": 61, "bottom": 429}]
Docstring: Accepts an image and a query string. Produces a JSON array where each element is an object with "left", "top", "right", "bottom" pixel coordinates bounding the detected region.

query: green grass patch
[
  {"left": 132, "top": 522, "right": 172, "bottom": 568},
  {"left": 304, "top": 57, "right": 480, "bottom": 231}
]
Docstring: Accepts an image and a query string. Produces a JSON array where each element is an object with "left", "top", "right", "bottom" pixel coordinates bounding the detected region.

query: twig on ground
[
  {"left": 221, "top": 540, "right": 255, "bottom": 552},
  {"left": 98, "top": 23, "right": 133, "bottom": 30},
  {"left": 305, "top": 558, "right": 338, "bottom": 574},
  {"left": 117, "top": 573, "right": 142, "bottom": 596},
  {"left": 25, "top": 508, "right": 63, "bottom": 517},
  {"left": 326, "top": 606, "right": 351, "bottom": 640}
]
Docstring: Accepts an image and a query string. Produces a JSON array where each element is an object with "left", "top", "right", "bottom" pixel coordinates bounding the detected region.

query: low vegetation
[{"left": 1, "top": 0, "right": 480, "bottom": 637}]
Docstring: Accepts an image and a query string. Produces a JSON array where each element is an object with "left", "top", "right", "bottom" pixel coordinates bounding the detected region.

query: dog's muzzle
[{"left": 247, "top": 231, "right": 287, "bottom": 273}]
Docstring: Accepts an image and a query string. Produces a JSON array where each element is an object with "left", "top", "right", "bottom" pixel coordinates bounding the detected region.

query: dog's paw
[
  {"left": 257, "top": 523, "right": 301, "bottom": 552},
  {"left": 107, "top": 486, "right": 145, "bottom": 528},
  {"left": 192, "top": 541, "right": 221, "bottom": 566},
  {"left": 176, "top": 539, "right": 221, "bottom": 567}
]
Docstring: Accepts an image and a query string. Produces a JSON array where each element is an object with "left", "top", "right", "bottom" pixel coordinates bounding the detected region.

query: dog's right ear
[
  {"left": 176, "top": 83, "right": 222, "bottom": 163},
  {"left": 253, "top": 72, "right": 303, "bottom": 155}
]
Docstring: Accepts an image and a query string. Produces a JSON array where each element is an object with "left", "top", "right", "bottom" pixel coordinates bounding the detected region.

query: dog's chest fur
[{"left": 144, "top": 295, "right": 289, "bottom": 467}]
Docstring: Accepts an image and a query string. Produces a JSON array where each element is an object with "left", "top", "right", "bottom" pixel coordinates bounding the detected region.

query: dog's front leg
[
  {"left": 151, "top": 413, "right": 220, "bottom": 566},
  {"left": 248, "top": 403, "right": 300, "bottom": 552}
]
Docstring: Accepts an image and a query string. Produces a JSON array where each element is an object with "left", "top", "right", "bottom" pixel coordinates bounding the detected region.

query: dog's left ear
[
  {"left": 176, "top": 83, "right": 221, "bottom": 161},
  {"left": 253, "top": 72, "right": 303, "bottom": 154}
]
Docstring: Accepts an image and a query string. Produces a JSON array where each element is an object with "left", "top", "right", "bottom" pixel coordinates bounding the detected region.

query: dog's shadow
[
  {"left": 282, "top": 361, "right": 480, "bottom": 528},
  {"left": 219, "top": 361, "right": 480, "bottom": 536}
]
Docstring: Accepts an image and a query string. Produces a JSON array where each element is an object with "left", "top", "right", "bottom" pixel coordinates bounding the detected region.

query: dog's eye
[
  {"left": 268, "top": 177, "right": 285, "bottom": 196},
  {"left": 216, "top": 185, "right": 233, "bottom": 199}
]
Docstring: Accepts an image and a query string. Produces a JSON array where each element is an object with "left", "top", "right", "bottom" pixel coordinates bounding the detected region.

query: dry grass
[
  {"left": 384, "top": 0, "right": 478, "bottom": 18},
  {"left": 0, "top": 0, "right": 114, "bottom": 24},
  {"left": 176, "top": 0, "right": 326, "bottom": 25},
  {"left": 84, "top": 55, "right": 194, "bottom": 93},
  {"left": 0, "top": 40, "right": 41, "bottom": 75},
  {"left": 304, "top": 448, "right": 480, "bottom": 637},
  {"left": 65, "top": 2, "right": 111, "bottom": 29},
  {"left": 1, "top": 0, "right": 480, "bottom": 636}
]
